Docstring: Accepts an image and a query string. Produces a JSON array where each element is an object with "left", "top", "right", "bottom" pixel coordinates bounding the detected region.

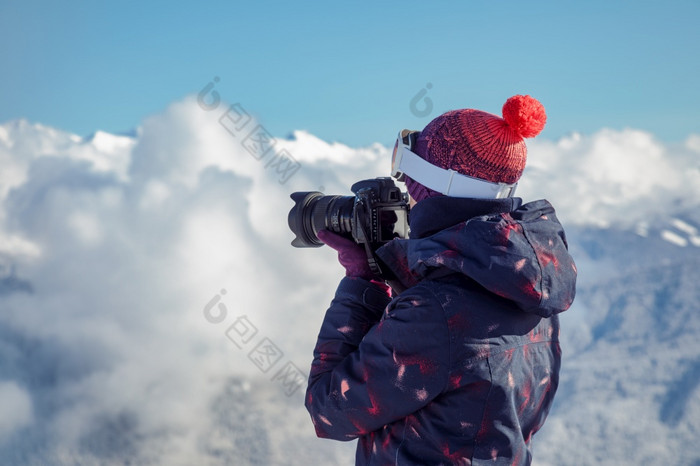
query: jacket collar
[{"left": 409, "top": 196, "right": 523, "bottom": 239}]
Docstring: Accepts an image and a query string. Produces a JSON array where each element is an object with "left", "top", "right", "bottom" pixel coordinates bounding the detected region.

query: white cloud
[
  {"left": 520, "top": 128, "right": 700, "bottom": 228},
  {"left": 0, "top": 96, "right": 698, "bottom": 464},
  {"left": 0, "top": 381, "right": 33, "bottom": 441},
  {"left": 0, "top": 98, "right": 363, "bottom": 464}
]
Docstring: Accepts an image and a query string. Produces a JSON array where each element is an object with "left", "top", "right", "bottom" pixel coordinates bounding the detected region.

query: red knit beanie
[{"left": 405, "top": 95, "right": 546, "bottom": 202}]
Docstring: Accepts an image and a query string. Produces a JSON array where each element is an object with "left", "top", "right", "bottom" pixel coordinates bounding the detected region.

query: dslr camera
[{"left": 288, "top": 177, "right": 409, "bottom": 277}]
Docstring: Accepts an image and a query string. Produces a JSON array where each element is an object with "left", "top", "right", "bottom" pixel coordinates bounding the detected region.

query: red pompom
[{"left": 501, "top": 95, "right": 547, "bottom": 138}]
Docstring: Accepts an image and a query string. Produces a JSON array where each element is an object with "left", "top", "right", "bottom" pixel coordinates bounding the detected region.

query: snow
[
  {"left": 659, "top": 219, "right": 700, "bottom": 248},
  {"left": 1, "top": 96, "right": 699, "bottom": 465},
  {"left": 671, "top": 218, "right": 698, "bottom": 236},
  {"left": 661, "top": 229, "right": 689, "bottom": 247},
  {"left": 537, "top": 252, "right": 700, "bottom": 465}
]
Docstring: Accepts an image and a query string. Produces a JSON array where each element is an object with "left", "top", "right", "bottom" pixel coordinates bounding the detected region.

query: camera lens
[{"left": 288, "top": 192, "right": 355, "bottom": 247}]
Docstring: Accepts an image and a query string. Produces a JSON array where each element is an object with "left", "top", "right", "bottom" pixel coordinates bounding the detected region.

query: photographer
[{"left": 304, "top": 96, "right": 577, "bottom": 465}]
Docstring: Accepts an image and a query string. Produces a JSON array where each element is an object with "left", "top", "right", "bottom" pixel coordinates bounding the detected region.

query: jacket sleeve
[{"left": 305, "top": 277, "right": 450, "bottom": 440}]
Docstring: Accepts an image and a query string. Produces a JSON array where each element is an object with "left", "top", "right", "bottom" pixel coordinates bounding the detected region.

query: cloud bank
[{"left": 0, "top": 96, "right": 698, "bottom": 464}]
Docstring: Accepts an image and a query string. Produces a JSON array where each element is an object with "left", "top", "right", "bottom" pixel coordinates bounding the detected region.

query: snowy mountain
[
  {"left": 1, "top": 97, "right": 699, "bottom": 465},
  {"left": 535, "top": 214, "right": 700, "bottom": 465}
]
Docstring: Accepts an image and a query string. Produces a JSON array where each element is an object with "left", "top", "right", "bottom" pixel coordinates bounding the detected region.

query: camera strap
[{"left": 354, "top": 199, "right": 384, "bottom": 277}]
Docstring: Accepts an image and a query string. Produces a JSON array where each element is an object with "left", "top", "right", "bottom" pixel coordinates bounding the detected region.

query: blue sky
[{"left": 1, "top": 0, "right": 699, "bottom": 147}]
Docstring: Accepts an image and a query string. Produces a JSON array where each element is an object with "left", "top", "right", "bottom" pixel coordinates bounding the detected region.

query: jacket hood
[{"left": 377, "top": 197, "right": 577, "bottom": 317}]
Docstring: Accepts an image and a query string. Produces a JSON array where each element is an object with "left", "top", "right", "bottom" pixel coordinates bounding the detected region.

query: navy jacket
[{"left": 306, "top": 196, "right": 577, "bottom": 465}]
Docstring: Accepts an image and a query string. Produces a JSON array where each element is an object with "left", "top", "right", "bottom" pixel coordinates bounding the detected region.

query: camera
[{"left": 288, "top": 178, "right": 410, "bottom": 276}]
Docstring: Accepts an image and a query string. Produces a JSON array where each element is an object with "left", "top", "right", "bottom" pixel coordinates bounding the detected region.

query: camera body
[
  {"left": 288, "top": 177, "right": 409, "bottom": 276},
  {"left": 347, "top": 177, "right": 409, "bottom": 246}
]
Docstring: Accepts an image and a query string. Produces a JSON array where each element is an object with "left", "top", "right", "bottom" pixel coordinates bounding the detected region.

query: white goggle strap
[{"left": 396, "top": 146, "right": 517, "bottom": 199}]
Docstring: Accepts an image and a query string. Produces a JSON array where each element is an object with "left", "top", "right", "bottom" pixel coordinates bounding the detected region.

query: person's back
[{"left": 305, "top": 95, "right": 577, "bottom": 465}]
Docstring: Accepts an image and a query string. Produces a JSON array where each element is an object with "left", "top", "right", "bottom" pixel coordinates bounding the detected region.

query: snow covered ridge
[{"left": 0, "top": 97, "right": 699, "bottom": 465}]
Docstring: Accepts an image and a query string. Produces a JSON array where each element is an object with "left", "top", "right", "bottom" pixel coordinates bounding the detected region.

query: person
[{"left": 305, "top": 95, "right": 577, "bottom": 465}]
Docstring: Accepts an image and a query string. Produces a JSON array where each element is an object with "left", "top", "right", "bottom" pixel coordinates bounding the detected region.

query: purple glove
[{"left": 317, "top": 230, "right": 374, "bottom": 279}]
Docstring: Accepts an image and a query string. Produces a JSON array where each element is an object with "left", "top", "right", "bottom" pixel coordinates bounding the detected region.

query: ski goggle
[
  {"left": 391, "top": 129, "right": 419, "bottom": 182},
  {"left": 390, "top": 129, "right": 518, "bottom": 199}
]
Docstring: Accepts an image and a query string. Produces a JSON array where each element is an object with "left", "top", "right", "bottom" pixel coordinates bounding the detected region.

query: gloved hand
[{"left": 317, "top": 230, "right": 374, "bottom": 279}]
